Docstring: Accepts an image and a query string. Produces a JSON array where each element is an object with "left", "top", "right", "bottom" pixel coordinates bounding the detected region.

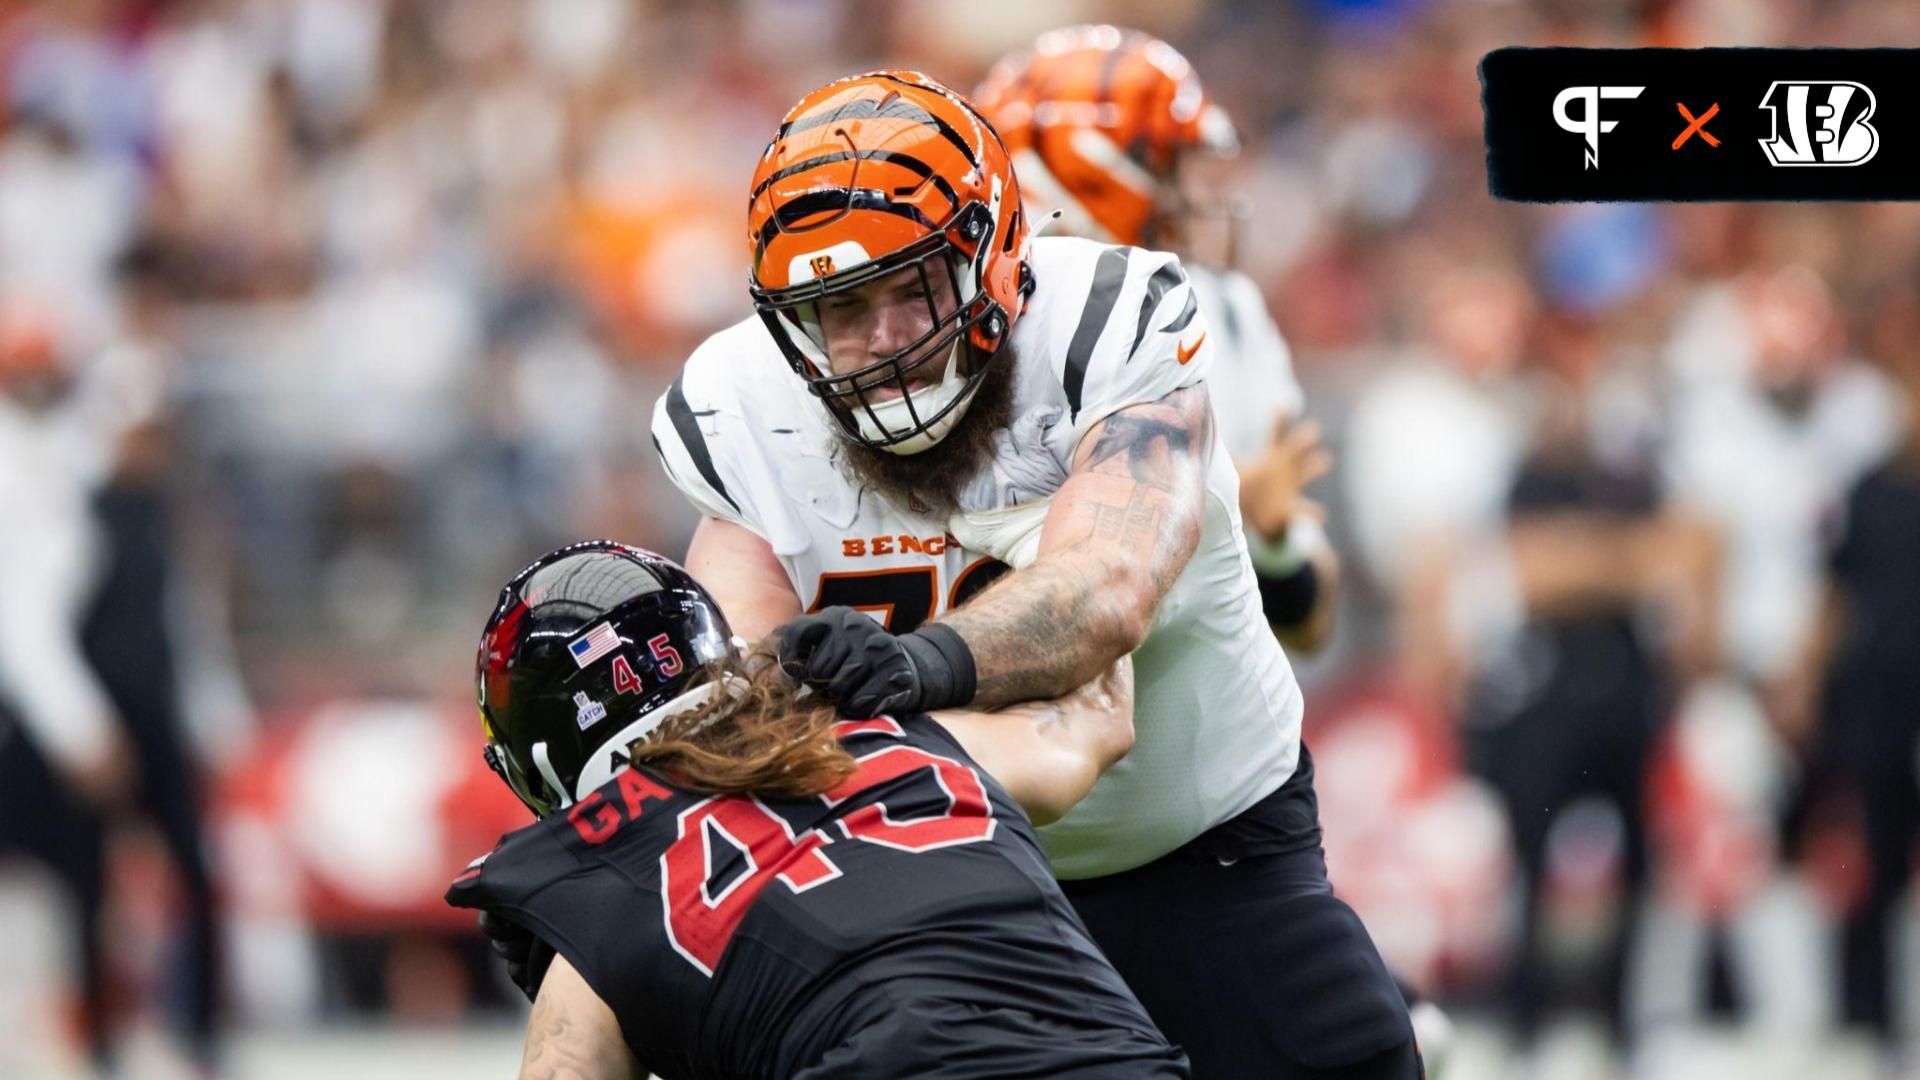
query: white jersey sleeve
[
  {"left": 650, "top": 363, "right": 754, "bottom": 530},
  {"left": 1190, "top": 266, "right": 1304, "bottom": 463},
  {"left": 1031, "top": 241, "right": 1215, "bottom": 451},
  {"left": 649, "top": 316, "right": 865, "bottom": 562},
  {"left": 0, "top": 410, "right": 116, "bottom": 774}
]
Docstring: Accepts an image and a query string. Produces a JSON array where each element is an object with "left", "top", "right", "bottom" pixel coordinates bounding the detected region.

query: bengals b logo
[
  {"left": 1758, "top": 81, "right": 1879, "bottom": 167},
  {"left": 809, "top": 255, "right": 837, "bottom": 278}
]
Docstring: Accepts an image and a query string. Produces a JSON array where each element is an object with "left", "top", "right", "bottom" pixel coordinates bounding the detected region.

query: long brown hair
[{"left": 625, "top": 647, "right": 858, "bottom": 798}]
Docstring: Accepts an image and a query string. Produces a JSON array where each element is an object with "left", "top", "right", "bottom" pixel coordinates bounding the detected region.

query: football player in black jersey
[{"left": 450, "top": 541, "right": 1186, "bottom": 1079}]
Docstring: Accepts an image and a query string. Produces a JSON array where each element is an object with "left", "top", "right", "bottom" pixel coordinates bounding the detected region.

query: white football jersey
[
  {"left": 1187, "top": 264, "right": 1305, "bottom": 464},
  {"left": 652, "top": 236, "right": 1303, "bottom": 878}
]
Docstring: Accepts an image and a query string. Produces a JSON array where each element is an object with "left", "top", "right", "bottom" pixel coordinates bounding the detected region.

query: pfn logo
[
  {"left": 1553, "top": 85, "right": 1645, "bottom": 170},
  {"left": 1551, "top": 84, "right": 1643, "bottom": 168},
  {"left": 1758, "top": 81, "right": 1878, "bottom": 166}
]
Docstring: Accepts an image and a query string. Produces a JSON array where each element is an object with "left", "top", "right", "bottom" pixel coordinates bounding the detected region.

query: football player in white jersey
[
  {"left": 975, "top": 25, "right": 1341, "bottom": 654},
  {"left": 976, "top": 28, "right": 1457, "bottom": 1072},
  {"left": 649, "top": 70, "right": 1417, "bottom": 1077}
]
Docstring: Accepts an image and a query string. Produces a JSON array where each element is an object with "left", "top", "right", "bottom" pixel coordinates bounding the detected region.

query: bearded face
[{"left": 834, "top": 346, "right": 1018, "bottom": 514}]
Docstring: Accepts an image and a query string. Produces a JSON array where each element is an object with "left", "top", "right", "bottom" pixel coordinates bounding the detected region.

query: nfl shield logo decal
[{"left": 573, "top": 691, "right": 608, "bottom": 730}]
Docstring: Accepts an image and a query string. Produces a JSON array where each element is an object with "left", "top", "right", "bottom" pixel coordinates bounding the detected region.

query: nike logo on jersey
[{"left": 1176, "top": 332, "right": 1206, "bottom": 365}]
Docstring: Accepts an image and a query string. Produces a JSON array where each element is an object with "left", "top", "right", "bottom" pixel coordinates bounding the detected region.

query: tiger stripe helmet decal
[{"left": 747, "top": 70, "right": 1034, "bottom": 454}]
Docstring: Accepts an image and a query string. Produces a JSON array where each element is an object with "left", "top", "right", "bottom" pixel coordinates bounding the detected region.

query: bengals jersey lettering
[
  {"left": 448, "top": 715, "right": 1187, "bottom": 1079},
  {"left": 653, "top": 236, "right": 1303, "bottom": 879}
]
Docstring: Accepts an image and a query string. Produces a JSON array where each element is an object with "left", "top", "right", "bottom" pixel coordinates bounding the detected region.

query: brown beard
[{"left": 836, "top": 353, "right": 1017, "bottom": 514}]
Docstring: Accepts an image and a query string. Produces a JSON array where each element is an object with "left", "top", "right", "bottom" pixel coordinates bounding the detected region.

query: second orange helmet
[{"left": 975, "top": 25, "right": 1237, "bottom": 249}]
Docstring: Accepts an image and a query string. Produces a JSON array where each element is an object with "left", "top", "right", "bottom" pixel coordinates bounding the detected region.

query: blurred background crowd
[{"left": 0, "top": 0, "right": 1916, "bottom": 1076}]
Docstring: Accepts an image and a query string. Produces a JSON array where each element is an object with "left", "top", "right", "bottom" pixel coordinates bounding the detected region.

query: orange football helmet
[
  {"left": 975, "top": 25, "right": 1238, "bottom": 251},
  {"left": 748, "top": 70, "right": 1032, "bottom": 454}
]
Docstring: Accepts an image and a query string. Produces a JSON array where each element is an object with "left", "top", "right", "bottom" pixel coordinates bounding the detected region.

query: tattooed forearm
[
  {"left": 1081, "top": 487, "right": 1163, "bottom": 550},
  {"left": 520, "top": 994, "right": 589, "bottom": 1080},
  {"left": 1000, "top": 656, "right": 1132, "bottom": 740},
  {"left": 519, "top": 965, "right": 636, "bottom": 1080},
  {"left": 995, "top": 697, "right": 1068, "bottom": 735},
  {"left": 939, "top": 386, "right": 1212, "bottom": 709},
  {"left": 1071, "top": 487, "right": 1194, "bottom": 598},
  {"left": 944, "top": 556, "right": 1115, "bottom": 707}
]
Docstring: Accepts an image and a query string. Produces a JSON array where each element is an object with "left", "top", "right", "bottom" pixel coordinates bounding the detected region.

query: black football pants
[
  {"left": 82, "top": 485, "right": 220, "bottom": 1060},
  {"left": 0, "top": 728, "right": 110, "bottom": 1065},
  {"left": 1061, "top": 805, "right": 1420, "bottom": 1078},
  {"left": 1832, "top": 711, "right": 1920, "bottom": 1036}
]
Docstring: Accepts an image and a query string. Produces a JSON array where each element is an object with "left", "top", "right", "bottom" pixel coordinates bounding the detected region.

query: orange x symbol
[{"left": 1673, "top": 102, "right": 1720, "bottom": 149}]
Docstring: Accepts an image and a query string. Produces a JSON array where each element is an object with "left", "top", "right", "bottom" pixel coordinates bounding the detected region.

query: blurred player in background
[
  {"left": 1466, "top": 308, "right": 1719, "bottom": 1047},
  {"left": 975, "top": 25, "right": 1459, "bottom": 1067},
  {"left": 0, "top": 296, "right": 126, "bottom": 1073},
  {"left": 0, "top": 280, "right": 220, "bottom": 1075},
  {"left": 83, "top": 243, "right": 223, "bottom": 1071},
  {"left": 1809, "top": 268, "right": 1920, "bottom": 1060},
  {"left": 1595, "top": 228, "right": 1899, "bottom": 1044},
  {"left": 650, "top": 70, "right": 1416, "bottom": 1077},
  {"left": 452, "top": 542, "right": 1186, "bottom": 1078},
  {"left": 1343, "top": 256, "right": 1721, "bottom": 1054},
  {"left": 974, "top": 24, "right": 1339, "bottom": 653}
]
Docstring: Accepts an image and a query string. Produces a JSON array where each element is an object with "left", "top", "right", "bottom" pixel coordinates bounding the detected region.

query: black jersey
[{"left": 448, "top": 713, "right": 1187, "bottom": 1079}]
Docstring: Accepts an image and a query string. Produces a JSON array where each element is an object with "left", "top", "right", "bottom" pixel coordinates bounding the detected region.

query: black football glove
[
  {"left": 774, "top": 606, "right": 977, "bottom": 718},
  {"left": 478, "top": 909, "right": 554, "bottom": 1003}
]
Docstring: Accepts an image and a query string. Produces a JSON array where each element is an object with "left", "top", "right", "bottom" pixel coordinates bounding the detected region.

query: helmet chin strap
[
  {"left": 570, "top": 675, "right": 747, "bottom": 800},
  {"left": 532, "top": 742, "right": 573, "bottom": 810},
  {"left": 854, "top": 340, "right": 983, "bottom": 455},
  {"left": 1030, "top": 207, "right": 1068, "bottom": 238}
]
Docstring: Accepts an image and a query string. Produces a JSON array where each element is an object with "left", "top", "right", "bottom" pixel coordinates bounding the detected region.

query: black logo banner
[{"left": 1483, "top": 48, "right": 1920, "bottom": 201}]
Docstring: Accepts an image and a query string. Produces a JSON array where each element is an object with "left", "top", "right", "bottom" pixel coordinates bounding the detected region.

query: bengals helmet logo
[
  {"left": 1758, "top": 81, "right": 1879, "bottom": 167},
  {"left": 809, "top": 254, "right": 837, "bottom": 278}
]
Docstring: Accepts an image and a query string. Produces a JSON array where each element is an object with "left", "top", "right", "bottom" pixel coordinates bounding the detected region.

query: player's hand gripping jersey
[
  {"left": 448, "top": 713, "right": 1185, "bottom": 1079},
  {"left": 653, "top": 236, "right": 1304, "bottom": 878}
]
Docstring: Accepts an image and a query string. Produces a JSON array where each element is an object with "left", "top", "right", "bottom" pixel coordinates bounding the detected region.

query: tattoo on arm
[
  {"left": 942, "top": 384, "right": 1213, "bottom": 707},
  {"left": 1076, "top": 384, "right": 1213, "bottom": 489},
  {"left": 944, "top": 559, "right": 1103, "bottom": 705},
  {"left": 1076, "top": 487, "right": 1172, "bottom": 585},
  {"left": 995, "top": 697, "right": 1068, "bottom": 735},
  {"left": 519, "top": 981, "right": 630, "bottom": 1080},
  {"left": 520, "top": 992, "right": 583, "bottom": 1080},
  {"left": 1078, "top": 412, "right": 1194, "bottom": 490}
]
